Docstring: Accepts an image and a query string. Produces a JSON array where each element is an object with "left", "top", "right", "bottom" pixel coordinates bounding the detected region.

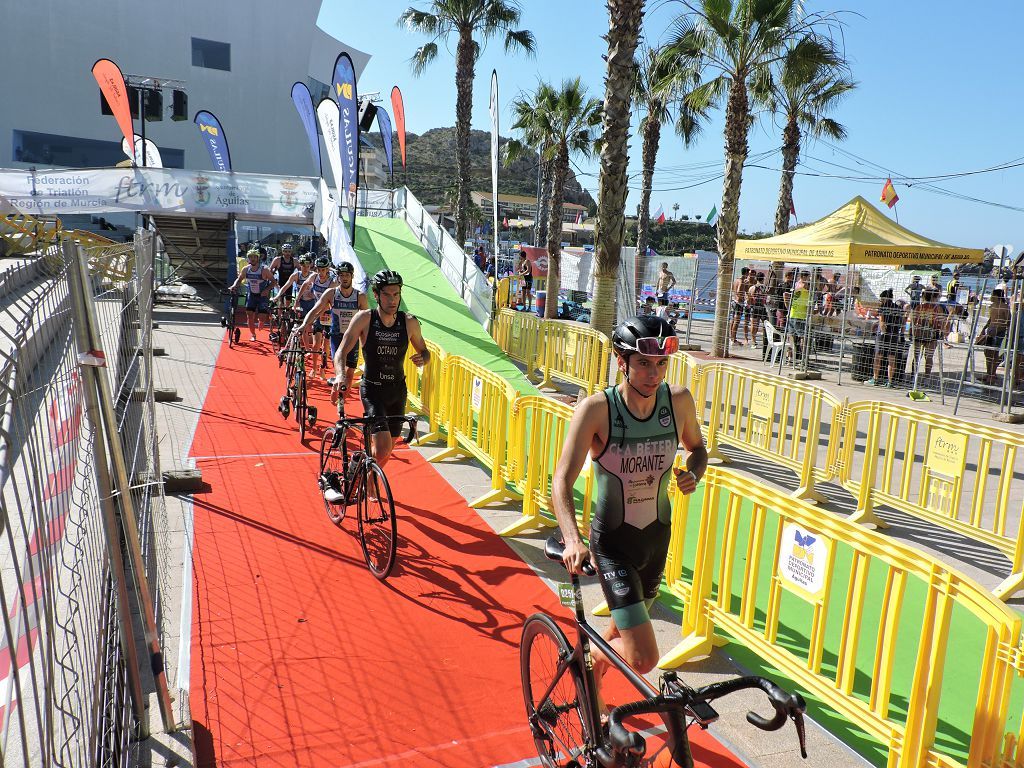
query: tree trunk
[
  {"left": 634, "top": 111, "right": 661, "bottom": 297},
  {"left": 711, "top": 76, "right": 750, "bottom": 357},
  {"left": 454, "top": 28, "right": 476, "bottom": 250},
  {"left": 769, "top": 114, "right": 801, "bottom": 298},
  {"left": 545, "top": 147, "right": 568, "bottom": 319},
  {"left": 773, "top": 114, "right": 800, "bottom": 235},
  {"left": 592, "top": 0, "right": 645, "bottom": 338},
  {"left": 537, "top": 152, "right": 553, "bottom": 247}
]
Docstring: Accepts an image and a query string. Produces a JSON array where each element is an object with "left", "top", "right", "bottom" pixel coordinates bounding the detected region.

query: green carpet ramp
[{"left": 353, "top": 216, "right": 537, "bottom": 396}]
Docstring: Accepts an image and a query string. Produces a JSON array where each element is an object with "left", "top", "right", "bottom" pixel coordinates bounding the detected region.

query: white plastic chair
[{"left": 763, "top": 320, "right": 793, "bottom": 366}]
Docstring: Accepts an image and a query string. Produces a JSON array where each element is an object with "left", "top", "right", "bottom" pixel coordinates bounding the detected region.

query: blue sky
[{"left": 318, "top": 1, "right": 1024, "bottom": 253}]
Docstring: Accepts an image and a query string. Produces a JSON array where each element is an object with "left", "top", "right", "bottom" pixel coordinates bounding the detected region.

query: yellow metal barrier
[
  {"left": 838, "top": 401, "right": 1024, "bottom": 601},
  {"left": 537, "top": 321, "right": 611, "bottom": 396},
  {"left": 84, "top": 240, "right": 134, "bottom": 282},
  {"left": 700, "top": 362, "right": 839, "bottom": 503},
  {"left": 491, "top": 308, "right": 544, "bottom": 380},
  {"left": 660, "top": 466, "right": 1021, "bottom": 768},
  {"left": 499, "top": 396, "right": 594, "bottom": 536},
  {"left": 403, "top": 340, "right": 446, "bottom": 443},
  {"left": 428, "top": 355, "right": 522, "bottom": 508}
]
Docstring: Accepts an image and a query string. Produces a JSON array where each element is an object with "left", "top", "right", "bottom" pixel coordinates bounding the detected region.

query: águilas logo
[
  {"left": 792, "top": 530, "right": 816, "bottom": 564},
  {"left": 194, "top": 174, "right": 210, "bottom": 205},
  {"left": 279, "top": 180, "right": 299, "bottom": 210},
  {"left": 200, "top": 124, "right": 219, "bottom": 136},
  {"left": 338, "top": 82, "right": 353, "bottom": 100}
]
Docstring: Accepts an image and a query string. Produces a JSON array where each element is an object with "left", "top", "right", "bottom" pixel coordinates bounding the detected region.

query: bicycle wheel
[
  {"left": 521, "top": 614, "right": 594, "bottom": 768},
  {"left": 295, "top": 369, "right": 308, "bottom": 441},
  {"left": 318, "top": 428, "right": 346, "bottom": 525},
  {"left": 357, "top": 461, "right": 397, "bottom": 580},
  {"left": 271, "top": 308, "right": 283, "bottom": 355}
]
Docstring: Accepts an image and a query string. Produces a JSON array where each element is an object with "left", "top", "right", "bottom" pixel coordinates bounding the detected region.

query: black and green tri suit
[{"left": 590, "top": 382, "right": 679, "bottom": 630}]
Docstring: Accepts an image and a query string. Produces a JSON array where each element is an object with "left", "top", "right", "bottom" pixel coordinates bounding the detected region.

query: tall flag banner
[
  {"left": 881, "top": 178, "right": 899, "bottom": 209},
  {"left": 575, "top": 210, "right": 583, "bottom": 225},
  {"left": 315, "top": 98, "right": 344, "bottom": 201},
  {"left": 92, "top": 59, "right": 135, "bottom": 159},
  {"left": 489, "top": 70, "right": 500, "bottom": 261},
  {"left": 193, "top": 110, "right": 231, "bottom": 172},
  {"left": 121, "top": 134, "right": 163, "bottom": 168},
  {"left": 314, "top": 178, "right": 364, "bottom": 286},
  {"left": 391, "top": 86, "right": 407, "bottom": 170},
  {"left": 706, "top": 205, "right": 718, "bottom": 225},
  {"left": 291, "top": 82, "right": 322, "bottom": 176},
  {"left": 790, "top": 199, "right": 796, "bottom": 218},
  {"left": 332, "top": 52, "right": 358, "bottom": 238},
  {"left": 376, "top": 106, "right": 394, "bottom": 179},
  {"left": 653, "top": 204, "right": 665, "bottom": 224}
]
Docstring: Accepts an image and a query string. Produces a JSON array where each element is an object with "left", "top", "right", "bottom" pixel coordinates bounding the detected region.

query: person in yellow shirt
[{"left": 784, "top": 270, "right": 811, "bottom": 360}]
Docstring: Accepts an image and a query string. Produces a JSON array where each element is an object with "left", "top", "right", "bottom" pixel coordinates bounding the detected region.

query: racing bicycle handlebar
[{"left": 338, "top": 414, "right": 418, "bottom": 446}]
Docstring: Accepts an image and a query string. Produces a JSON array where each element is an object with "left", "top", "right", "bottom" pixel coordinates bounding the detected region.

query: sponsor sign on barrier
[
  {"left": 471, "top": 376, "right": 483, "bottom": 412},
  {"left": 926, "top": 427, "right": 967, "bottom": 479},
  {"left": 777, "top": 523, "right": 832, "bottom": 602}
]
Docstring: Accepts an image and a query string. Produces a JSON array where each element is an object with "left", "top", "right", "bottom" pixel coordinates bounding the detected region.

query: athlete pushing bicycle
[
  {"left": 331, "top": 269, "right": 431, "bottom": 470},
  {"left": 552, "top": 314, "right": 707, "bottom": 718}
]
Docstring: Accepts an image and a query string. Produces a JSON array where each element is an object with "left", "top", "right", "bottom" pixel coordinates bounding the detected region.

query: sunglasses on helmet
[{"left": 622, "top": 335, "right": 679, "bottom": 357}]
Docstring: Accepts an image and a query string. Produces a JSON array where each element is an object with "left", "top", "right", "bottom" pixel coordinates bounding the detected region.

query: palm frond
[
  {"left": 504, "top": 28, "right": 536, "bottom": 55},
  {"left": 409, "top": 42, "right": 440, "bottom": 75},
  {"left": 811, "top": 116, "right": 846, "bottom": 141},
  {"left": 398, "top": 7, "right": 441, "bottom": 33}
]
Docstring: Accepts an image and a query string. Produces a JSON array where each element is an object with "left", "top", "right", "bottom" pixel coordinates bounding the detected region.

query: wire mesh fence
[{"left": 0, "top": 233, "right": 173, "bottom": 767}]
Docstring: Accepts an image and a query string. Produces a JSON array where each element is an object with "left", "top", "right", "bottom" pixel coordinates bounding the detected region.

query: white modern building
[{"left": 0, "top": 0, "right": 369, "bottom": 179}]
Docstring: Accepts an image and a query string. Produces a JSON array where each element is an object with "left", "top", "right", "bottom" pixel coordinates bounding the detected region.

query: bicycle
[
  {"left": 219, "top": 289, "right": 242, "bottom": 347},
  {"left": 269, "top": 298, "right": 295, "bottom": 356},
  {"left": 521, "top": 536, "right": 807, "bottom": 768},
  {"left": 317, "top": 396, "right": 416, "bottom": 580},
  {"left": 277, "top": 330, "right": 318, "bottom": 441}
]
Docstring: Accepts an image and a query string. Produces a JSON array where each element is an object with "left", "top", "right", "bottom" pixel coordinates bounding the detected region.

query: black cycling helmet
[
  {"left": 371, "top": 269, "right": 403, "bottom": 291},
  {"left": 336, "top": 261, "right": 355, "bottom": 274},
  {"left": 298, "top": 253, "right": 313, "bottom": 264},
  {"left": 314, "top": 255, "right": 332, "bottom": 269},
  {"left": 612, "top": 315, "right": 679, "bottom": 358}
]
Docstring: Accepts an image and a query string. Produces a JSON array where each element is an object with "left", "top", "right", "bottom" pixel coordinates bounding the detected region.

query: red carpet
[{"left": 188, "top": 334, "right": 746, "bottom": 767}]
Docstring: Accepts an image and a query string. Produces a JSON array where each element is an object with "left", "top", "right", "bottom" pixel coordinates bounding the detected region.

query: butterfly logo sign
[
  {"left": 792, "top": 531, "right": 816, "bottom": 564},
  {"left": 778, "top": 523, "right": 830, "bottom": 601}
]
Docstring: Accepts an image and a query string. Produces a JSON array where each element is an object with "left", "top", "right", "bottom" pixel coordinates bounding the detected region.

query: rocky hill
[{"left": 379, "top": 127, "right": 595, "bottom": 210}]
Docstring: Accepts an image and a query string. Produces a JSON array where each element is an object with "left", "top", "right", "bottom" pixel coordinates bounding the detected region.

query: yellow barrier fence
[
  {"left": 700, "top": 362, "right": 840, "bottom": 503},
  {"left": 491, "top": 308, "right": 544, "bottom": 380},
  {"left": 403, "top": 340, "right": 446, "bottom": 443},
  {"left": 499, "top": 396, "right": 594, "bottom": 536},
  {"left": 660, "top": 466, "right": 1021, "bottom": 768},
  {"left": 428, "top": 355, "right": 522, "bottom": 508},
  {"left": 537, "top": 321, "right": 611, "bottom": 396},
  {"left": 838, "top": 400, "right": 1024, "bottom": 601}
]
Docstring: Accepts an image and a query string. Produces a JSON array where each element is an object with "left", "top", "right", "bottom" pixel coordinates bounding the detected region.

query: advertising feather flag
[
  {"left": 291, "top": 82, "right": 322, "bottom": 176},
  {"left": 92, "top": 59, "right": 135, "bottom": 159},
  {"left": 376, "top": 106, "right": 394, "bottom": 179},
  {"left": 193, "top": 111, "right": 231, "bottom": 172},
  {"left": 332, "top": 52, "right": 359, "bottom": 238},
  {"left": 391, "top": 86, "right": 406, "bottom": 170}
]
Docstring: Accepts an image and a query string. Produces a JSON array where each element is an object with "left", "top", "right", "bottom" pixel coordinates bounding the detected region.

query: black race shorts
[
  {"left": 360, "top": 381, "right": 408, "bottom": 437},
  {"left": 590, "top": 522, "right": 671, "bottom": 630}
]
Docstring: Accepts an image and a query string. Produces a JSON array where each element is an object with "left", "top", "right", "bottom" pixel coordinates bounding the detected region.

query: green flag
[{"left": 706, "top": 205, "right": 718, "bottom": 225}]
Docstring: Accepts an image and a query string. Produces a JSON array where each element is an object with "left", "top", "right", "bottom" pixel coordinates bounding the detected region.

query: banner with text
[
  {"left": 121, "top": 134, "right": 163, "bottom": 169},
  {"left": 0, "top": 168, "right": 316, "bottom": 220},
  {"left": 291, "top": 81, "right": 322, "bottom": 176},
  {"left": 92, "top": 58, "right": 135, "bottom": 158},
  {"left": 193, "top": 110, "right": 232, "bottom": 172},
  {"left": 376, "top": 106, "right": 394, "bottom": 179},
  {"left": 332, "top": 52, "right": 358, "bottom": 236}
]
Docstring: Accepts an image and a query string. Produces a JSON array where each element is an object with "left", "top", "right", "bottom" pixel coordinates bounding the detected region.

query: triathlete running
[
  {"left": 272, "top": 253, "right": 315, "bottom": 345},
  {"left": 269, "top": 242, "right": 297, "bottom": 288},
  {"left": 551, "top": 314, "right": 707, "bottom": 715},
  {"left": 332, "top": 269, "right": 430, "bottom": 468},
  {"left": 297, "top": 254, "right": 338, "bottom": 376},
  {"left": 297, "top": 261, "right": 369, "bottom": 390},
  {"left": 228, "top": 248, "right": 275, "bottom": 342}
]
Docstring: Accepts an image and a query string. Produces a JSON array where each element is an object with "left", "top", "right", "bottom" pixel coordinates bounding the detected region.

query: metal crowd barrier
[
  {"left": 499, "top": 395, "right": 594, "bottom": 537},
  {"left": 403, "top": 339, "right": 446, "bottom": 443},
  {"left": 659, "top": 466, "right": 1021, "bottom": 768},
  {"left": 838, "top": 400, "right": 1024, "bottom": 600},
  {"left": 427, "top": 355, "right": 522, "bottom": 508}
]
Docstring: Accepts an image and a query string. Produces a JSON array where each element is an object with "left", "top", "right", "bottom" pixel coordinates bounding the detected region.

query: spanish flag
[{"left": 881, "top": 178, "right": 899, "bottom": 209}]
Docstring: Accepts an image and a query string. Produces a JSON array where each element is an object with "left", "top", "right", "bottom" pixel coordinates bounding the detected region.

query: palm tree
[
  {"left": 399, "top": 0, "right": 535, "bottom": 249},
  {"left": 508, "top": 80, "right": 601, "bottom": 318},
  {"left": 760, "top": 40, "right": 855, "bottom": 235},
  {"left": 661, "top": 0, "right": 840, "bottom": 356},
  {"left": 502, "top": 86, "right": 553, "bottom": 248},
  {"left": 591, "top": 0, "right": 646, "bottom": 337},
  {"left": 634, "top": 44, "right": 705, "bottom": 296}
]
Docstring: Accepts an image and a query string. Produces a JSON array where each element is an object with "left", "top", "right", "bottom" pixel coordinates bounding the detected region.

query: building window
[
  {"left": 192, "top": 37, "right": 231, "bottom": 71},
  {"left": 307, "top": 77, "right": 331, "bottom": 105},
  {"left": 12, "top": 130, "right": 184, "bottom": 169}
]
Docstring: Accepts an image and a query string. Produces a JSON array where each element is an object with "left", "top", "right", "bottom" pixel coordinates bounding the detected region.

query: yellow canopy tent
[{"left": 734, "top": 196, "right": 984, "bottom": 265}]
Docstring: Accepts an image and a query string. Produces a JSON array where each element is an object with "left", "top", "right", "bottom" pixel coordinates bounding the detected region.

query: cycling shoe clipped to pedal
[
  {"left": 307, "top": 406, "right": 318, "bottom": 426},
  {"left": 319, "top": 473, "right": 347, "bottom": 507},
  {"left": 278, "top": 396, "right": 291, "bottom": 420}
]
